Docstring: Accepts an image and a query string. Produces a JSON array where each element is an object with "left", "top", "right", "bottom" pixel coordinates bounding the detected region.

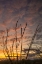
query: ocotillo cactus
[
  {"left": 15, "top": 21, "right": 19, "bottom": 60},
  {"left": 26, "top": 24, "right": 39, "bottom": 59},
  {"left": 20, "top": 23, "right": 27, "bottom": 60}
]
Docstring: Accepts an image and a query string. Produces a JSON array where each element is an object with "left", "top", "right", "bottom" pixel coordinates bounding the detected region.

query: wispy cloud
[{"left": 0, "top": 0, "right": 42, "bottom": 52}]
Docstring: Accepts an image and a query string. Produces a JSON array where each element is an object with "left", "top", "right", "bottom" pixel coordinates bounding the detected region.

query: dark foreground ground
[{"left": 0, "top": 59, "right": 42, "bottom": 64}]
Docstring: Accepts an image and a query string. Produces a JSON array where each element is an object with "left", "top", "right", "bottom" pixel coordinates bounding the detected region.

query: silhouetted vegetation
[{"left": 0, "top": 21, "right": 42, "bottom": 64}]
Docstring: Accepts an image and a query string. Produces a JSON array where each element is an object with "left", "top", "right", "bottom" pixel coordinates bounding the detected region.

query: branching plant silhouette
[
  {"left": 0, "top": 22, "right": 42, "bottom": 64},
  {"left": 26, "top": 24, "right": 42, "bottom": 59},
  {"left": 1, "top": 21, "right": 27, "bottom": 64}
]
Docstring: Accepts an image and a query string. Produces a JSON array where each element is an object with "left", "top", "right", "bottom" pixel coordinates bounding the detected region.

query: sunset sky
[{"left": 0, "top": 0, "right": 42, "bottom": 59}]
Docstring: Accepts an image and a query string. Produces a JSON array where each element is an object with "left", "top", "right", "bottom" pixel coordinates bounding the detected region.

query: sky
[{"left": 0, "top": 0, "right": 42, "bottom": 59}]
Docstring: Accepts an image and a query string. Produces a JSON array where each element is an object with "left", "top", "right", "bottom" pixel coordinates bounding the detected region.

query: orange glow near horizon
[
  {"left": 0, "top": 50, "right": 21, "bottom": 59},
  {"left": 0, "top": 53, "right": 5, "bottom": 59}
]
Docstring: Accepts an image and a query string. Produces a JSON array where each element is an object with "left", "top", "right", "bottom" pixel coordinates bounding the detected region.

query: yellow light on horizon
[
  {"left": 0, "top": 53, "right": 5, "bottom": 58},
  {"left": 0, "top": 52, "right": 21, "bottom": 59}
]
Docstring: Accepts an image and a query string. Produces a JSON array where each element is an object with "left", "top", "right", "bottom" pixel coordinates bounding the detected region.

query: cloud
[
  {"left": 0, "top": 0, "right": 42, "bottom": 52},
  {"left": 0, "top": 30, "right": 5, "bottom": 36},
  {"left": 0, "top": 9, "right": 3, "bottom": 15},
  {"left": 36, "top": 34, "right": 42, "bottom": 40},
  {"left": 24, "top": 17, "right": 34, "bottom": 26},
  {"left": 0, "top": 0, "right": 42, "bottom": 28},
  {"left": 23, "top": 0, "right": 42, "bottom": 26},
  {"left": 12, "top": 0, "right": 27, "bottom": 10}
]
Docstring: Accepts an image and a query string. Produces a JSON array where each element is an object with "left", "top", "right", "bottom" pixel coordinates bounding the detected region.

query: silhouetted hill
[{"left": 0, "top": 59, "right": 42, "bottom": 64}]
